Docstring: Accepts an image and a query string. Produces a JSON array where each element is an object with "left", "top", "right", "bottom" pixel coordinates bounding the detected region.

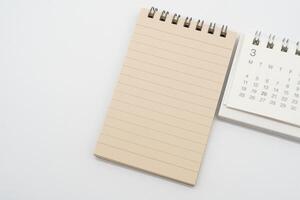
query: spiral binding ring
[
  {"left": 172, "top": 14, "right": 180, "bottom": 24},
  {"left": 147, "top": 7, "right": 228, "bottom": 38},
  {"left": 160, "top": 10, "right": 169, "bottom": 21},
  {"left": 296, "top": 42, "right": 300, "bottom": 56},
  {"left": 184, "top": 17, "right": 192, "bottom": 28},
  {"left": 196, "top": 20, "right": 204, "bottom": 31},
  {"left": 208, "top": 23, "right": 216, "bottom": 34},
  {"left": 281, "top": 38, "right": 289, "bottom": 52},
  {"left": 253, "top": 31, "right": 261, "bottom": 45},
  {"left": 148, "top": 7, "right": 157, "bottom": 18},
  {"left": 220, "top": 25, "right": 228, "bottom": 37},
  {"left": 267, "top": 34, "right": 275, "bottom": 49}
]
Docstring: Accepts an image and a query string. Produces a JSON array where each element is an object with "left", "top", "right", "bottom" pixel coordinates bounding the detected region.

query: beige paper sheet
[{"left": 95, "top": 8, "right": 237, "bottom": 185}]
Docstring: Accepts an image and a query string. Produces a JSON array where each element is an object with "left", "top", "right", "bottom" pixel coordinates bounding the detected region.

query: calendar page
[{"left": 226, "top": 34, "right": 300, "bottom": 127}]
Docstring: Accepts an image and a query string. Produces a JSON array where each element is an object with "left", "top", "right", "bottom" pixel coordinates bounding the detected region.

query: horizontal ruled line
[
  {"left": 118, "top": 81, "right": 215, "bottom": 109},
  {"left": 112, "top": 98, "right": 211, "bottom": 124},
  {"left": 123, "top": 63, "right": 221, "bottom": 90},
  {"left": 120, "top": 73, "right": 218, "bottom": 101},
  {"left": 102, "top": 133, "right": 200, "bottom": 163},
  {"left": 114, "top": 90, "right": 212, "bottom": 118},
  {"left": 131, "top": 40, "right": 227, "bottom": 66},
  {"left": 134, "top": 31, "right": 229, "bottom": 58},
  {"left": 98, "top": 142, "right": 198, "bottom": 172},
  {"left": 128, "top": 48, "right": 226, "bottom": 75},
  {"left": 106, "top": 115, "right": 207, "bottom": 144},
  {"left": 136, "top": 23, "right": 232, "bottom": 50},
  {"left": 104, "top": 124, "right": 203, "bottom": 153},
  {"left": 126, "top": 56, "right": 223, "bottom": 83},
  {"left": 109, "top": 107, "right": 210, "bottom": 134}
]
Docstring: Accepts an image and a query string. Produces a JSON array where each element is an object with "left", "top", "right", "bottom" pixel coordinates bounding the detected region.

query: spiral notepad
[
  {"left": 95, "top": 7, "right": 238, "bottom": 185},
  {"left": 219, "top": 32, "right": 300, "bottom": 140}
]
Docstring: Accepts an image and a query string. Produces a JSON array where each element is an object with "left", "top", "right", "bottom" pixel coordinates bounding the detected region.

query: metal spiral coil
[
  {"left": 220, "top": 25, "right": 228, "bottom": 37},
  {"left": 159, "top": 10, "right": 169, "bottom": 21},
  {"left": 184, "top": 17, "right": 192, "bottom": 28},
  {"left": 252, "top": 31, "right": 261, "bottom": 45},
  {"left": 147, "top": 7, "right": 228, "bottom": 37},
  {"left": 208, "top": 22, "right": 216, "bottom": 34},
  {"left": 296, "top": 42, "right": 300, "bottom": 56},
  {"left": 148, "top": 7, "right": 157, "bottom": 18},
  {"left": 281, "top": 38, "right": 289, "bottom": 52},
  {"left": 267, "top": 34, "right": 275, "bottom": 49},
  {"left": 172, "top": 14, "right": 180, "bottom": 25},
  {"left": 196, "top": 20, "right": 204, "bottom": 31}
]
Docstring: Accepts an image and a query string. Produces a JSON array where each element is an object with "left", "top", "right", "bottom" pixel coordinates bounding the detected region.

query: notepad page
[{"left": 95, "top": 8, "right": 237, "bottom": 185}]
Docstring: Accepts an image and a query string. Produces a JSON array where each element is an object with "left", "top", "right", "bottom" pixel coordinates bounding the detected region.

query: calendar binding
[
  {"left": 252, "top": 31, "right": 300, "bottom": 55},
  {"left": 147, "top": 7, "right": 228, "bottom": 38}
]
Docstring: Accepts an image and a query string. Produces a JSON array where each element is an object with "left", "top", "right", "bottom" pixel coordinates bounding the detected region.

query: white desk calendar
[{"left": 219, "top": 32, "right": 300, "bottom": 140}]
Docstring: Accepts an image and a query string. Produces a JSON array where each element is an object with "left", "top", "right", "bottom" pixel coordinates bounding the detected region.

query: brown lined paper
[{"left": 95, "top": 8, "right": 237, "bottom": 185}]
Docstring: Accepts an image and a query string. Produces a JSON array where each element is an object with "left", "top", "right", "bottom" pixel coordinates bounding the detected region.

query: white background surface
[{"left": 1, "top": 0, "right": 300, "bottom": 199}]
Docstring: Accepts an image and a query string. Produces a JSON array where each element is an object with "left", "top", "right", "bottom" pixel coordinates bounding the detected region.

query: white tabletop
[{"left": 1, "top": 0, "right": 300, "bottom": 199}]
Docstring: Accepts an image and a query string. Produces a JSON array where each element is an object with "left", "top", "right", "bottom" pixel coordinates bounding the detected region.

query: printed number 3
[{"left": 250, "top": 49, "right": 256, "bottom": 57}]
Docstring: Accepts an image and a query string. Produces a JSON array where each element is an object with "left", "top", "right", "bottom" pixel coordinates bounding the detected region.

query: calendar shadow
[
  {"left": 215, "top": 35, "right": 239, "bottom": 115},
  {"left": 218, "top": 116, "right": 300, "bottom": 144}
]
